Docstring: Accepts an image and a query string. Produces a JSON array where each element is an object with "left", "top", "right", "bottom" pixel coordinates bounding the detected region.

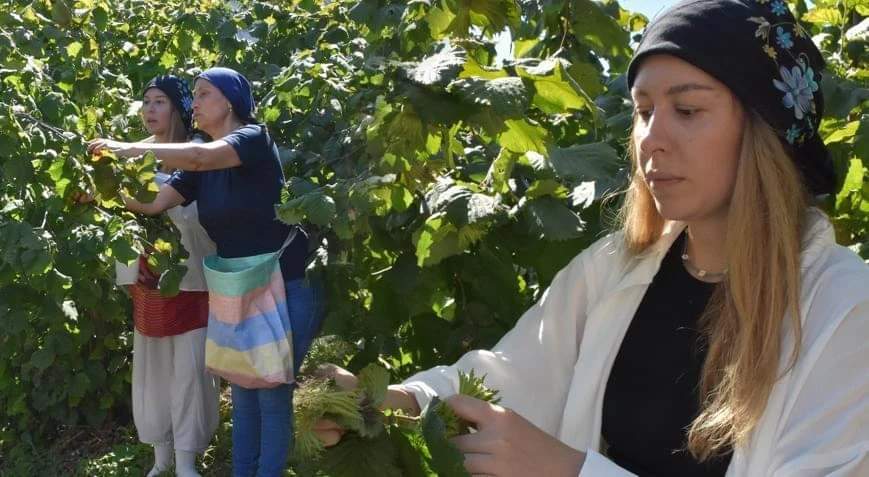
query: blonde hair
[
  {"left": 620, "top": 110, "right": 808, "bottom": 460},
  {"left": 165, "top": 107, "right": 189, "bottom": 143}
]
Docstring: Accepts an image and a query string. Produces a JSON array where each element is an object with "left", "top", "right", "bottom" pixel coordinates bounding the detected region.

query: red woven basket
[{"left": 128, "top": 283, "right": 209, "bottom": 337}]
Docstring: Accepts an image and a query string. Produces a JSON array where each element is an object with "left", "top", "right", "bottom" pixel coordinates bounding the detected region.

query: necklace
[{"left": 681, "top": 235, "right": 728, "bottom": 282}]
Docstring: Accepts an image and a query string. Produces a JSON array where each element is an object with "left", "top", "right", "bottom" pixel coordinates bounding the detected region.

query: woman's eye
[
  {"left": 636, "top": 109, "right": 652, "bottom": 121},
  {"left": 676, "top": 107, "right": 697, "bottom": 117}
]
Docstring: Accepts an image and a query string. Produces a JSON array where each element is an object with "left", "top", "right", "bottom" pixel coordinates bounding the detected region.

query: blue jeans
[
  {"left": 286, "top": 278, "right": 325, "bottom": 375},
  {"left": 231, "top": 278, "right": 324, "bottom": 477}
]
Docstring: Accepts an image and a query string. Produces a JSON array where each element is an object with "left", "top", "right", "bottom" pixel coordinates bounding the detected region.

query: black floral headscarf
[
  {"left": 627, "top": 0, "right": 835, "bottom": 195},
  {"left": 143, "top": 75, "right": 194, "bottom": 132}
]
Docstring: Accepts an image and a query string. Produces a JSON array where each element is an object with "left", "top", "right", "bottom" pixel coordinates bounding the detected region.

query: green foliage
[
  {"left": 300, "top": 335, "right": 358, "bottom": 372},
  {"left": 456, "top": 368, "right": 500, "bottom": 405},
  {"left": 421, "top": 398, "right": 470, "bottom": 477},
  {"left": 315, "top": 432, "right": 404, "bottom": 477},
  {"left": 0, "top": 0, "right": 261, "bottom": 455},
  {"left": 431, "top": 369, "right": 501, "bottom": 439},
  {"left": 293, "top": 365, "right": 498, "bottom": 476},
  {"left": 293, "top": 377, "right": 365, "bottom": 461},
  {"left": 357, "top": 362, "right": 392, "bottom": 408},
  {"left": 74, "top": 441, "right": 154, "bottom": 477}
]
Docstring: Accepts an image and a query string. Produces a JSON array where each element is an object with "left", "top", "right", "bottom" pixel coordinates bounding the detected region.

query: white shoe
[
  {"left": 146, "top": 442, "right": 173, "bottom": 477},
  {"left": 146, "top": 465, "right": 171, "bottom": 477},
  {"left": 174, "top": 449, "right": 201, "bottom": 477}
]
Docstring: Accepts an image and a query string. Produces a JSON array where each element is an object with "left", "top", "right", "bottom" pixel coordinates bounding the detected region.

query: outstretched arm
[
  {"left": 123, "top": 184, "right": 186, "bottom": 216},
  {"left": 88, "top": 138, "right": 241, "bottom": 171}
]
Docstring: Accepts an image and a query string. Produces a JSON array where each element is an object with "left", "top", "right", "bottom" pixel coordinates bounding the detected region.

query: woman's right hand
[
  {"left": 315, "top": 363, "right": 360, "bottom": 389},
  {"left": 311, "top": 364, "right": 359, "bottom": 447},
  {"left": 311, "top": 364, "right": 421, "bottom": 447},
  {"left": 87, "top": 138, "right": 131, "bottom": 156}
]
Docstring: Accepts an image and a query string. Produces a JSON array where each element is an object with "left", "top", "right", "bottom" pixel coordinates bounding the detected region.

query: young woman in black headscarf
[{"left": 311, "top": 2, "right": 869, "bottom": 476}]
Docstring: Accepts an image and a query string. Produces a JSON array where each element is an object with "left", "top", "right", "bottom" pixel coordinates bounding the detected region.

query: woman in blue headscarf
[{"left": 89, "top": 67, "right": 322, "bottom": 477}]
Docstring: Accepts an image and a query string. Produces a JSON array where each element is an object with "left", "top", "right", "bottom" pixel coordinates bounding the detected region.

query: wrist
[
  {"left": 384, "top": 385, "right": 421, "bottom": 415},
  {"left": 123, "top": 143, "right": 138, "bottom": 157},
  {"left": 562, "top": 448, "right": 586, "bottom": 477},
  {"left": 124, "top": 196, "right": 149, "bottom": 215}
]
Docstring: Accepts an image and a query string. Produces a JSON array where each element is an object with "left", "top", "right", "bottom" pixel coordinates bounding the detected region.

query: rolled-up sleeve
[{"left": 221, "top": 125, "right": 270, "bottom": 168}]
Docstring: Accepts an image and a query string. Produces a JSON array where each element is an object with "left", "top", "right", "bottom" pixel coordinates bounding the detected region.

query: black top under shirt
[{"left": 601, "top": 232, "right": 732, "bottom": 476}]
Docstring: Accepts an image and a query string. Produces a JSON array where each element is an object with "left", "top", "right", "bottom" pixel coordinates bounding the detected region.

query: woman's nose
[{"left": 637, "top": 112, "right": 668, "bottom": 156}]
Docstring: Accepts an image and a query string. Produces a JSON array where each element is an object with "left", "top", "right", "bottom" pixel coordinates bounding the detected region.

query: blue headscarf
[
  {"left": 143, "top": 75, "right": 194, "bottom": 131},
  {"left": 195, "top": 67, "right": 256, "bottom": 123}
]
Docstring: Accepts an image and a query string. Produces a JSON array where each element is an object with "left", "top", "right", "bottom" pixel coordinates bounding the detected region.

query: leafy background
[{"left": 0, "top": 0, "right": 866, "bottom": 474}]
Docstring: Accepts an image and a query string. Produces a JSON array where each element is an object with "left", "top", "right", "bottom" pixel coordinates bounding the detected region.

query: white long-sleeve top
[{"left": 403, "top": 209, "right": 869, "bottom": 476}]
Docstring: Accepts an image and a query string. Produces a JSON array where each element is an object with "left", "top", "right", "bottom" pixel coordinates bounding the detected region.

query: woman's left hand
[
  {"left": 447, "top": 394, "right": 586, "bottom": 477},
  {"left": 87, "top": 138, "right": 132, "bottom": 157}
]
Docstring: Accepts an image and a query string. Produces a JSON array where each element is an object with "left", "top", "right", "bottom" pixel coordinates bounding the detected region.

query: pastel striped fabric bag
[{"left": 203, "top": 231, "right": 297, "bottom": 389}]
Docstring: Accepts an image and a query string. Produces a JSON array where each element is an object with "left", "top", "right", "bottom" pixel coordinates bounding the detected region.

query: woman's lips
[{"left": 646, "top": 172, "right": 684, "bottom": 187}]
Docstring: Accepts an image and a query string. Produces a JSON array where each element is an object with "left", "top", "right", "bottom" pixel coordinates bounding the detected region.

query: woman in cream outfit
[
  {"left": 313, "top": 1, "right": 869, "bottom": 476},
  {"left": 115, "top": 75, "right": 219, "bottom": 477}
]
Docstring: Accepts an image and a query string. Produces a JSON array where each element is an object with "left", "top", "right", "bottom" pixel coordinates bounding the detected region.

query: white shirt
[
  {"left": 115, "top": 172, "right": 216, "bottom": 291},
  {"left": 403, "top": 209, "right": 869, "bottom": 476}
]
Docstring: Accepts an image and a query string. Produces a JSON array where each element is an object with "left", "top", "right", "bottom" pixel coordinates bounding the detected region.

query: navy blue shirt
[{"left": 168, "top": 124, "right": 308, "bottom": 281}]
